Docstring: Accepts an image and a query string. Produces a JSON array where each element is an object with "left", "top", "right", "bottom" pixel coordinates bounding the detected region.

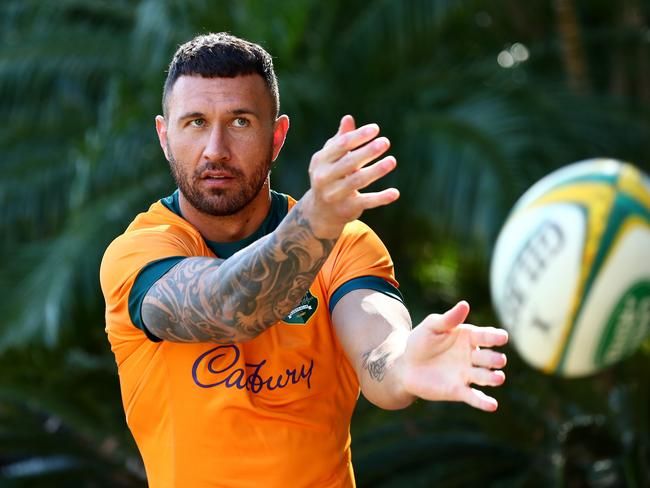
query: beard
[{"left": 167, "top": 144, "right": 274, "bottom": 217}]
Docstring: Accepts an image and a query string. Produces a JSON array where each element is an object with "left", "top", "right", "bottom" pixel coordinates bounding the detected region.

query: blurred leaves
[{"left": 1, "top": 0, "right": 649, "bottom": 486}]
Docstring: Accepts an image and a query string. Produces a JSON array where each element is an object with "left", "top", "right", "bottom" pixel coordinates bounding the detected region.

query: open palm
[{"left": 401, "top": 301, "right": 509, "bottom": 412}]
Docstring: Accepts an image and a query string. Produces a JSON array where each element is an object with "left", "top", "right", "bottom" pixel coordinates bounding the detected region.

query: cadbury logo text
[{"left": 192, "top": 344, "right": 313, "bottom": 392}]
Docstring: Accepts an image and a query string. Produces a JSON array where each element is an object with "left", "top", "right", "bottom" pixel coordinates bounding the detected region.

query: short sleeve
[
  {"left": 328, "top": 275, "right": 403, "bottom": 313},
  {"left": 100, "top": 223, "right": 202, "bottom": 344},
  {"left": 128, "top": 256, "right": 186, "bottom": 341},
  {"left": 321, "top": 220, "right": 401, "bottom": 311}
]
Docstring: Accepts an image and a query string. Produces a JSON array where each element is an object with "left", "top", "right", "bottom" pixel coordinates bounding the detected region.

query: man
[{"left": 100, "top": 33, "right": 508, "bottom": 487}]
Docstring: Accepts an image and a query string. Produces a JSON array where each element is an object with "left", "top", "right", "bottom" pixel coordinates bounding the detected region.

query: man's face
[{"left": 156, "top": 74, "right": 288, "bottom": 216}]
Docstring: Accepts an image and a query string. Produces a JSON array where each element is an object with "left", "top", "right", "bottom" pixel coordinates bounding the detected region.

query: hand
[
  {"left": 401, "top": 301, "right": 509, "bottom": 412},
  {"left": 302, "top": 115, "right": 400, "bottom": 238}
]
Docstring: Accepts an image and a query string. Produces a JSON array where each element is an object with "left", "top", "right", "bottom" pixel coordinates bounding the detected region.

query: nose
[{"left": 203, "top": 126, "right": 230, "bottom": 161}]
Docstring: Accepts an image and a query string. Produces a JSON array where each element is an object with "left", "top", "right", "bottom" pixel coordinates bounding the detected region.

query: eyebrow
[
  {"left": 177, "top": 111, "right": 205, "bottom": 123},
  {"left": 231, "top": 108, "right": 259, "bottom": 117},
  {"left": 176, "top": 108, "right": 259, "bottom": 123}
]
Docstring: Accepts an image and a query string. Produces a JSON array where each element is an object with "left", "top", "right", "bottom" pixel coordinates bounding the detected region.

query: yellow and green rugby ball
[{"left": 490, "top": 159, "right": 650, "bottom": 377}]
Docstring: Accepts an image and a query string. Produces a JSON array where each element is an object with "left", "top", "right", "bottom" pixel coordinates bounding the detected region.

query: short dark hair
[{"left": 162, "top": 32, "right": 279, "bottom": 118}]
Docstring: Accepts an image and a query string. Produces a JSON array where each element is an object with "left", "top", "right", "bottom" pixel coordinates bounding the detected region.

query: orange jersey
[{"left": 100, "top": 191, "right": 401, "bottom": 488}]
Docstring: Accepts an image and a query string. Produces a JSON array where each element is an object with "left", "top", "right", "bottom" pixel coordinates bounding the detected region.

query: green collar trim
[
  {"left": 160, "top": 189, "right": 183, "bottom": 217},
  {"left": 160, "top": 190, "right": 289, "bottom": 258}
]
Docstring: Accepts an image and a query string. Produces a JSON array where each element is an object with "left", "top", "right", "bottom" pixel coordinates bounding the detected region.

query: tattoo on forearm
[
  {"left": 362, "top": 349, "right": 390, "bottom": 382},
  {"left": 142, "top": 200, "right": 337, "bottom": 343}
]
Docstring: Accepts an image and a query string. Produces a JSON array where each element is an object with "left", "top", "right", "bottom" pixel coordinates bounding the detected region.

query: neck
[{"left": 179, "top": 182, "right": 272, "bottom": 243}]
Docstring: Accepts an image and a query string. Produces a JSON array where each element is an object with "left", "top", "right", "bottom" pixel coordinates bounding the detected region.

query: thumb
[
  {"left": 424, "top": 301, "right": 470, "bottom": 333},
  {"left": 336, "top": 114, "right": 356, "bottom": 136},
  {"left": 325, "top": 115, "right": 356, "bottom": 147}
]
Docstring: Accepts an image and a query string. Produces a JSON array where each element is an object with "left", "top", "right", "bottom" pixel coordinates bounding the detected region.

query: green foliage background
[{"left": 1, "top": 0, "right": 649, "bottom": 486}]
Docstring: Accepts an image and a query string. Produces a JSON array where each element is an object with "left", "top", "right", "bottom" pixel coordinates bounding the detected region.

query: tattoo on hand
[
  {"left": 362, "top": 349, "right": 390, "bottom": 382},
  {"left": 142, "top": 200, "right": 337, "bottom": 343}
]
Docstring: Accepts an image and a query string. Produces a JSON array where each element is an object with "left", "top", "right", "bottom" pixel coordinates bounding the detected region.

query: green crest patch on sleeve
[{"left": 282, "top": 290, "right": 318, "bottom": 325}]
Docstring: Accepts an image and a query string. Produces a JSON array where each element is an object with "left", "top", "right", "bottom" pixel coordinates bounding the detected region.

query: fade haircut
[{"left": 162, "top": 32, "right": 279, "bottom": 119}]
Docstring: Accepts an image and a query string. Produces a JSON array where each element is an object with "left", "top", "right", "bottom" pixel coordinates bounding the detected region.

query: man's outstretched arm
[
  {"left": 142, "top": 116, "right": 399, "bottom": 343},
  {"left": 332, "top": 290, "right": 509, "bottom": 412},
  {"left": 140, "top": 203, "right": 336, "bottom": 343}
]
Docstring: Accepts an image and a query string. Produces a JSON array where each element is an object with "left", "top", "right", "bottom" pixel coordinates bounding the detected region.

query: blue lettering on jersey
[{"left": 192, "top": 344, "right": 313, "bottom": 392}]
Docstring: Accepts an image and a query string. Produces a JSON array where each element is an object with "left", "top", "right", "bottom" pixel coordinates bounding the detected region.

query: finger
[
  {"left": 325, "top": 115, "right": 357, "bottom": 146},
  {"left": 467, "top": 368, "right": 506, "bottom": 386},
  {"left": 327, "top": 137, "right": 391, "bottom": 181},
  {"left": 337, "top": 115, "right": 356, "bottom": 135},
  {"left": 468, "top": 367, "right": 506, "bottom": 387},
  {"left": 320, "top": 123, "right": 381, "bottom": 160},
  {"left": 355, "top": 188, "right": 400, "bottom": 210},
  {"left": 470, "top": 326, "right": 509, "bottom": 348},
  {"left": 461, "top": 387, "right": 499, "bottom": 412},
  {"left": 424, "top": 301, "right": 470, "bottom": 334},
  {"left": 323, "top": 156, "right": 396, "bottom": 200},
  {"left": 471, "top": 348, "right": 507, "bottom": 369}
]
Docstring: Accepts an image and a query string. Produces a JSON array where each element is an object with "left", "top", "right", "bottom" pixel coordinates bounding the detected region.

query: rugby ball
[{"left": 490, "top": 159, "right": 650, "bottom": 377}]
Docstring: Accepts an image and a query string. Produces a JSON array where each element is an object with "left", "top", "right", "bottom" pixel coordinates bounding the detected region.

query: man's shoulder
[
  {"left": 101, "top": 199, "right": 199, "bottom": 275},
  {"left": 107, "top": 199, "right": 200, "bottom": 251},
  {"left": 327, "top": 219, "right": 389, "bottom": 262},
  {"left": 341, "top": 219, "right": 376, "bottom": 240},
  {"left": 124, "top": 199, "right": 190, "bottom": 233}
]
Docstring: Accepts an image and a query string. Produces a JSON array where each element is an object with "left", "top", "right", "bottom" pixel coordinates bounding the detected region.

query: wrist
[{"left": 298, "top": 190, "right": 346, "bottom": 239}]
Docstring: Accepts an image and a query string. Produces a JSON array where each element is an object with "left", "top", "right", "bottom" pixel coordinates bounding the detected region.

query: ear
[
  {"left": 155, "top": 115, "right": 170, "bottom": 160},
  {"left": 271, "top": 114, "right": 290, "bottom": 162}
]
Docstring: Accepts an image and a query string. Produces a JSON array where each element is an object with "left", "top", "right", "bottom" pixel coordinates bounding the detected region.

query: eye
[
  {"left": 232, "top": 117, "right": 250, "bottom": 128},
  {"left": 190, "top": 118, "right": 205, "bottom": 128}
]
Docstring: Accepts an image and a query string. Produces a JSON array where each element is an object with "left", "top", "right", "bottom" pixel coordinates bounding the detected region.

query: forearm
[
  {"left": 333, "top": 290, "right": 417, "bottom": 410},
  {"left": 359, "top": 328, "right": 416, "bottom": 410},
  {"left": 336, "top": 293, "right": 509, "bottom": 412},
  {"left": 142, "top": 196, "right": 338, "bottom": 343}
]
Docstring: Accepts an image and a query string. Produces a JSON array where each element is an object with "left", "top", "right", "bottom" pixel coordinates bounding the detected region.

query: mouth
[
  {"left": 201, "top": 171, "right": 235, "bottom": 180},
  {"left": 203, "top": 176, "right": 233, "bottom": 182},
  {"left": 198, "top": 170, "right": 237, "bottom": 191}
]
